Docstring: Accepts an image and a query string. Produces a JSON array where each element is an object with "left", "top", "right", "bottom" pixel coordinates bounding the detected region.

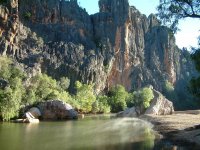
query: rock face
[
  {"left": 145, "top": 89, "right": 174, "bottom": 115},
  {"left": 37, "top": 100, "right": 78, "bottom": 120},
  {"left": 0, "top": 0, "right": 197, "bottom": 107}
]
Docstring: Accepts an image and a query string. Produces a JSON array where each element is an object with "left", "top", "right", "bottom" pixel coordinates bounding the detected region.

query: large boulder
[
  {"left": 37, "top": 100, "right": 78, "bottom": 120},
  {"left": 145, "top": 89, "right": 174, "bottom": 115}
]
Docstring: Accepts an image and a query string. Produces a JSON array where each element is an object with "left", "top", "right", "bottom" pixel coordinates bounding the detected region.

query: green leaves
[
  {"left": 157, "top": 0, "right": 200, "bottom": 32},
  {"left": 132, "top": 87, "right": 154, "bottom": 109},
  {"left": 108, "top": 85, "right": 128, "bottom": 112},
  {"left": 75, "top": 81, "right": 96, "bottom": 112}
]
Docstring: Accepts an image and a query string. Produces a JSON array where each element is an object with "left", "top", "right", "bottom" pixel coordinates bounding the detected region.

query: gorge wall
[{"left": 0, "top": 0, "right": 197, "bottom": 109}]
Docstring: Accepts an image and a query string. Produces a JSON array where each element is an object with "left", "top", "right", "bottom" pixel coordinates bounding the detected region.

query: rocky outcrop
[
  {"left": 117, "top": 88, "right": 174, "bottom": 117},
  {"left": 0, "top": 0, "right": 196, "bottom": 107},
  {"left": 37, "top": 100, "right": 78, "bottom": 120},
  {"left": 145, "top": 89, "right": 174, "bottom": 115}
]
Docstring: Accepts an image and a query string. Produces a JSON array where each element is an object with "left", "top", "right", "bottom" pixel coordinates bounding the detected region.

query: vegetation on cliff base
[{"left": 0, "top": 57, "right": 155, "bottom": 121}]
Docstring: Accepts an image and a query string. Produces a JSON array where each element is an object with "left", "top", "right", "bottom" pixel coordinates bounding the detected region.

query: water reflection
[{"left": 0, "top": 115, "right": 156, "bottom": 150}]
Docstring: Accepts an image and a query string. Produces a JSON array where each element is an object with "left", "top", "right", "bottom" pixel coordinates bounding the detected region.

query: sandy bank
[{"left": 140, "top": 110, "right": 200, "bottom": 147}]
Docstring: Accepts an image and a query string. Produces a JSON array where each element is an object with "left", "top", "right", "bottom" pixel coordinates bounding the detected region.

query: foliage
[
  {"left": 0, "top": 0, "right": 7, "bottom": 4},
  {"left": 133, "top": 87, "right": 154, "bottom": 109},
  {"left": 92, "top": 95, "right": 111, "bottom": 113},
  {"left": 163, "top": 80, "right": 178, "bottom": 102},
  {"left": 108, "top": 85, "right": 128, "bottom": 112},
  {"left": 74, "top": 81, "right": 96, "bottom": 112},
  {"left": 23, "top": 74, "right": 72, "bottom": 105},
  {"left": 23, "top": 12, "right": 32, "bottom": 20},
  {"left": 126, "top": 93, "right": 135, "bottom": 108},
  {"left": 157, "top": 0, "right": 200, "bottom": 32},
  {"left": 0, "top": 57, "right": 25, "bottom": 121},
  {"left": 58, "top": 77, "right": 70, "bottom": 90},
  {"left": 188, "top": 27, "right": 200, "bottom": 98},
  {"left": 189, "top": 77, "right": 200, "bottom": 98}
]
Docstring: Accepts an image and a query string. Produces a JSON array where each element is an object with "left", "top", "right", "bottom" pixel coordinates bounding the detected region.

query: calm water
[{"left": 0, "top": 115, "right": 157, "bottom": 150}]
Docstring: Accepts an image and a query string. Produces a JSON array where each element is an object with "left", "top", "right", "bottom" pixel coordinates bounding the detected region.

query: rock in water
[
  {"left": 38, "top": 100, "right": 78, "bottom": 120},
  {"left": 116, "top": 107, "right": 140, "bottom": 117},
  {"left": 145, "top": 89, "right": 174, "bottom": 115},
  {"left": 25, "top": 107, "right": 41, "bottom": 119}
]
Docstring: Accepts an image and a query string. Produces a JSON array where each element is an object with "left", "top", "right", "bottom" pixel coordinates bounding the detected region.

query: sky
[{"left": 78, "top": 0, "right": 200, "bottom": 49}]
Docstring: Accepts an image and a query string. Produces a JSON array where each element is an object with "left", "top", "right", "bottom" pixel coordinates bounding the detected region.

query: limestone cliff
[{"left": 0, "top": 0, "right": 197, "bottom": 108}]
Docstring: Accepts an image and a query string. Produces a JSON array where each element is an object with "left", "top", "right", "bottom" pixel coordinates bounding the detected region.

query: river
[{"left": 0, "top": 115, "right": 164, "bottom": 150}]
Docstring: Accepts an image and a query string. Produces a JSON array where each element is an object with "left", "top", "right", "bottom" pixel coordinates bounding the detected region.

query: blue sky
[{"left": 78, "top": 0, "right": 200, "bottom": 49}]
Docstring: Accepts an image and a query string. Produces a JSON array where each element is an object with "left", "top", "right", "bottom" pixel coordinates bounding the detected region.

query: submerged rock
[{"left": 38, "top": 100, "right": 78, "bottom": 120}]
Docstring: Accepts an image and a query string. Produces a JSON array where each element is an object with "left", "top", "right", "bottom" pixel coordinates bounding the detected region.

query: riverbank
[{"left": 140, "top": 110, "right": 200, "bottom": 148}]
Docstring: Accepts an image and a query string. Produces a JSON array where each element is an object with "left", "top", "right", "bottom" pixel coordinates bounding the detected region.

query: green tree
[
  {"left": 74, "top": 81, "right": 96, "bottom": 113},
  {"left": 108, "top": 85, "right": 128, "bottom": 113},
  {"left": 0, "top": 57, "right": 25, "bottom": 121},
  {"left": 25, "top": 74, "right": 72, "bottom": 104},
  {"left": 157, "top": 0, "right": 200, "bottom": 32},
  {"left": 92, "top": 95, "right": 111, "bottom": 113},
  {"left": 163, "top": 80, "right": 178, "bottom": 102},
  {"left": 133, "top": 87, "right": 154, "bottom": 110},
  {"left": 58, "top": 77, "right": 70, "bottom": 90},
  {"left": 189, "top": 49, "right": 200, "bottom": 98}
]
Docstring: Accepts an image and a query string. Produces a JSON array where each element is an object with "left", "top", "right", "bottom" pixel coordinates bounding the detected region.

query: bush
[
  {"left": 58, "top": 77, "right": 70, "bottom": 90},
  {"left": 92, "top": 95, "right": 111, "bottom": 113},
  {"left": 23, "top": 12, "right": 32, "bottom": 20},
  {"left": 74, "top": 81, "right": 96, "bottom": 113},
  {"left": 108, "top": 85, "right": 128, "bottom": 112},
  {"left": 133, "top": 87, "right": 154, "bottom": 109},
  {"left": 0, "top": 57, "right": 25, "bottom": 121},
  {"left": 23, "top": 74, "right": 72, "bottom": 105},
  {"left": 163, "top": 80, "right": 178, "bottom": 102}
]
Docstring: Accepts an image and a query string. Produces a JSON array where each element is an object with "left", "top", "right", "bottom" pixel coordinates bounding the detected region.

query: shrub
[
  {"left": 133, "top": 87, "right": 154, "bottom": 109},
  {"left": 74, "top": 81, "right": 96, "bottom": 113},
  {"left": 0, "top": 57, "right": 25, "bottom": 121},
  {"left": 108, "top": 85, "right": 128, "bottom": 112},
  {"left": 92, "top": 95, "right": 111, "bottom": 113},
  {"left": 23, "top": 74, "right": 72, "bottom": 105},
  {"left": 24, "top": 12, "right": 32, "bottom": 20},
  {"left": 163, "top": 80, "right": 178, "bottom": 102},
  {"left": 58, "top": 77, "right": 70, "bottom": 90}
]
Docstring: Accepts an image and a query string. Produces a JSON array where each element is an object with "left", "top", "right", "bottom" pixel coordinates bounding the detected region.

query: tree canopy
[{"left": 157, "top": 0, "right": 200, "bottom": 31}]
